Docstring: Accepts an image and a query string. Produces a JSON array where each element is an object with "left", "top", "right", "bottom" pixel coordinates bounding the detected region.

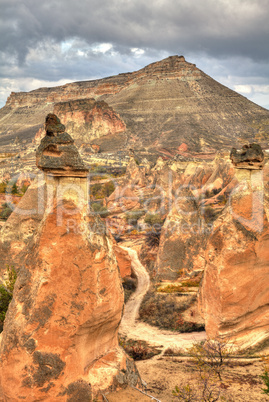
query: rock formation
[
  {"left": 0, "top": 115, "right": 141, "bottom": 400},
  {"left": 154, "top": 156, "right": 236, "bottom": 280},
  {"left": 1, "top": 55, "right": 269, "bottom": 172},
  {"left": 200, "top": 145, "right": 269, "bottom": 350},
  {"left": 230, "top": 143, "right": 264, "bottom": 169},
  {"left": 155, "top": 187, "right": 208, "bottom": 280},
  {"left": 0, "top": 174, "right": 47, "bottom": 272}
]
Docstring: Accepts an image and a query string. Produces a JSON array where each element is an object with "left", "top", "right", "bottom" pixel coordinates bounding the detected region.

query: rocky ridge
[{"left": 0, "top": 55, "right": 269, "bottom": 169}]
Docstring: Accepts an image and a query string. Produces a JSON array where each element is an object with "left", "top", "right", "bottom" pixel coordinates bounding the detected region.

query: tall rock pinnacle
[
  {"left": 0, "top": 115, "right": 141, "bottom": 400},
  {"left": 200, "top": 144, "right": 269, "bottom": 351}
]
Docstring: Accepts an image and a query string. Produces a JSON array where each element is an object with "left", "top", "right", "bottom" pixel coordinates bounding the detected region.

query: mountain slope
[{"left": 0, "top": 55, "right": 269, "bottom": 160}]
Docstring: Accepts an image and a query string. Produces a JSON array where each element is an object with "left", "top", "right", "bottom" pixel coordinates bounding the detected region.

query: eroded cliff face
[
  {"left": 200, "top": 166, "right": 269, "bottom": 350},
  {"left": 34, "top": 99, "right": 126, "bottom": 147}
]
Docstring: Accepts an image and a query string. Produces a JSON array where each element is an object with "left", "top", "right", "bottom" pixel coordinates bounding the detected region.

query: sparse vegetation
[
  {"left": 119, "top": 336, "right": 161, "bottom": 360},
  {"left": 157, "top": 279, "right": 201, "bottom": 294},
  {"left": 0, "top": 180, "right": 30, "bottom": 196},
  {"left": 90, "top": 181, "right": 115, "bottom": 199},
  {"left": 0, "top": 266, "right": 17, "bottom": 324},
  {"left": 124, "top": 209, "right": 145, "bottom": 226},
  {"left": 144, "top": 213, "right": 164, "bottom": 226},
  {"left": 173, "top": 339, "right": 235, "bottom": 401},
  {"left": 91, "top": 202, "right": 109, "bottom": 217},
  {"left": 145, "top": 230, "right": 161, "bottom": 248},
  {"left": 0, "top": 203, "right": 13, "bottom": 220},
  {"left": 261, "top": 358, "right": 269, "bottom": 395},
  {"left": 0, "top": 181, "right": 7, "bottom": 194},
  {"left": 139, "top": 288, "right": 204, "bottom": 332}
]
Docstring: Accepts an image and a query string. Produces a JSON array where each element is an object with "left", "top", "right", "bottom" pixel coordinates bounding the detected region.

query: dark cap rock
[
  {"left": 45, "top": 113, "right": 65, "bottom": 136},
  {"left": 230, "top": 143, "right": 264, "bottom": 169},
  {"left": 36, "top": 114, "right": 88, "bottom": 176}
]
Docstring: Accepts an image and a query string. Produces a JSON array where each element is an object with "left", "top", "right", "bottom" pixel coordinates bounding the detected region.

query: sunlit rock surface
[
  {"left": 0, "top": 116, "right": 141, "bottom": 400},
  {"left": 200, "top": 162, "right": 269, "bottom": 351}
]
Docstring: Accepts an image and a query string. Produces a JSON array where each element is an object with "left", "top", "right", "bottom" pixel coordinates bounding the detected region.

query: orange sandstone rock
[
  {"left": 114, "top": 244, "right": 132, "bottom": 278},
  {"left": 0, "top": 115, "right": 141, "bottom": 400},
  {"left": 200, "top": 168, "right": 269, "bottom": 350}
]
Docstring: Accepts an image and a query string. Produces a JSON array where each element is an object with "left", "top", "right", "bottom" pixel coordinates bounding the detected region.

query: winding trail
[{"left": 119, "top": 247, "right": 206, "bottom": 352}]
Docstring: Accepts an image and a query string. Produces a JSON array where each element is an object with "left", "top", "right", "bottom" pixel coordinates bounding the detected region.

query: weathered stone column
[
  {"left": 0, "top": 114, "right": 141, "bottom": 400},
  {"left": 200, "top": 144, "right": 269, "bottom": 351}
]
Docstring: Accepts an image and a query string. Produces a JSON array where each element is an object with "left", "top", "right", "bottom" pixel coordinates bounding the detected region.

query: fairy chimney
[{"left": 0, "top": 114, "right": 141, "bottom": 400}]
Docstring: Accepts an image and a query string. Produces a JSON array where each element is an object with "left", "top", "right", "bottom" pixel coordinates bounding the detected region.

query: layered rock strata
[
  {"left": 200, "top": 146, "right": 269, "bottom": 350},
  {"left": 1, "top": 55, "right": 269, "bottom": 164},
  {"left": 0, "top": 115, "right": 141, "bottom": 400}
]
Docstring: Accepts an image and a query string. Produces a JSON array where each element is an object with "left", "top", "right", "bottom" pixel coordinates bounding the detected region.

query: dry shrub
[
  {"left": 119, "top": 337, "right": 161, "bottom": 360},
  {"left": 139, "top": 288, "right": 204, "bottom": 332}
]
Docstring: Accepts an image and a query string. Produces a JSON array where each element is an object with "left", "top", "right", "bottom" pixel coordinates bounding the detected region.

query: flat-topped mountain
[{"left": 0, "top": 55, "right": 269, "bottom": 163}]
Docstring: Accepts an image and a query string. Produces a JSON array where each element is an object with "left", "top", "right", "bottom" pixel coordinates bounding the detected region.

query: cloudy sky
[{"left": 1, "top": 0, "right": 269, "bottom": 109}]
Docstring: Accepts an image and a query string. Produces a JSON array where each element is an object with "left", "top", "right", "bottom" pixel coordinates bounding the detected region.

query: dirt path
[{"left": 119, "top": 247, "right": 206, "bottom": 352}]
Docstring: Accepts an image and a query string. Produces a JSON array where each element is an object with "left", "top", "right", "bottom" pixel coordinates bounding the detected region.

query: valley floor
[
  {"left": 112, "top": 246, "right": 269, "bottom": 401},
  {"left": 137, "top": 355, "right": 268, "bottom": 402}
]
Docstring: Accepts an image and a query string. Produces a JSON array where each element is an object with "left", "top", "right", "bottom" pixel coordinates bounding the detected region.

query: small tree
[
  {"left": 173, "top": 339, "right": 234, "bottom": 401},
  {"left": 189, "top": 339, "right": 233, "bottom": 381}
]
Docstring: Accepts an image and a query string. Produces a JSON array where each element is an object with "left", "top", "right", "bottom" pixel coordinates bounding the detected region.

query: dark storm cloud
[
  {"left": 0, "top": 0, "right": 269, "bottom": 108},
  {"left": 1, "top": 0, "right": 269, "bottom": 62}
]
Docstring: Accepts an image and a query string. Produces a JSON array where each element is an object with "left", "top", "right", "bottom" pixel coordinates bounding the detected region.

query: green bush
[
  {"left": 91, "top": 203, "right": 109, "bottom": 217},
  {"left": 0, "top": 203, "right": 13, "bottom": 220},
  {"left": 144, "top": 213, "right": 163, "bottom": 226},
  {"left": 95, "top": 166, "right": 106, "bottom": 173},
  {"left": 0, "top": 266, "right": 17, "bottom": 323},
  {"left": 261, "top": 370, "right": 269, "bottom": 395},
  {"left": 124, "top": 210, "right": 145, "bottom": 226},
  {"left": 20, "top": 183, "right": 30, "bottom": 194}
]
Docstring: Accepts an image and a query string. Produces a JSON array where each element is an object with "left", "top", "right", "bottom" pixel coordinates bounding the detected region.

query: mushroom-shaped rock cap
[
  {"left": 230, "top": 143, "right": 264, "bottom": 169},
  {"left": 36, "top": 114, "right": 89, "bottom": 176},
  {"left": 45, "top": 113, "right": 66, "bottom": 136}
]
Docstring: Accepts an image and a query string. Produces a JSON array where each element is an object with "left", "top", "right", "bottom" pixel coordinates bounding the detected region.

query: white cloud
[
  {"left": 131, "top": 48, "right": 145, "bottom": 57},
  {"left": 92, "top": 43, "right": 113, "bottom": 54},
  {"left": 234, "top": 85, "right": 253, "bottom": 94}
]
